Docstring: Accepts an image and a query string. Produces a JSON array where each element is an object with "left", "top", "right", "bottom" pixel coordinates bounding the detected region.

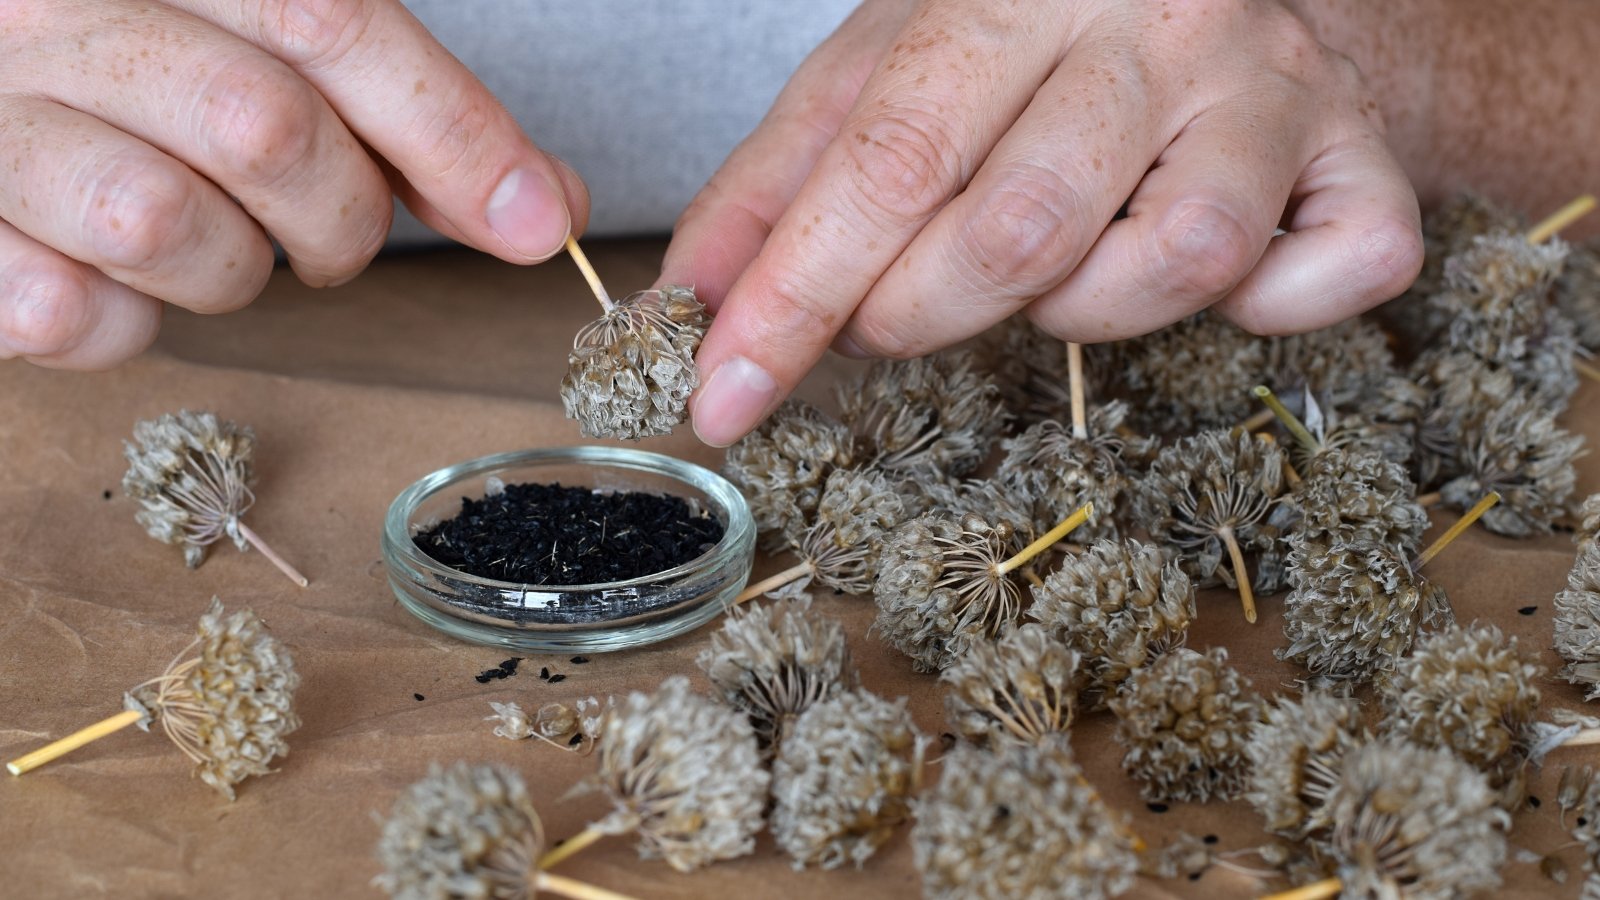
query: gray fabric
[{"left": 392, "top": 1, "right": 858, "bottom": 245}]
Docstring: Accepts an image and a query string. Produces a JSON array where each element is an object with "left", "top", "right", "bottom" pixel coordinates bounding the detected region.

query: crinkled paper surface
[{"left": 0, "top": 241, "right": 1593, "bottom": 898}]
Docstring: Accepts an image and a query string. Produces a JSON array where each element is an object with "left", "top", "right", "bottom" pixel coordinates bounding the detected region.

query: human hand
[
  {"left": 665, "top": 0, "right": 1424, "bottom": 446},
  {"left": 0, "top": 0, "right": 588, "bottom": 369}
]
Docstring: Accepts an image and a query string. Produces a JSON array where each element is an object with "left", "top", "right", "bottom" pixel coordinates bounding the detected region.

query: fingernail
[
  {"left": 486, "top": 168, "right": 570, "bottom": 262},
  {"left": 693, "top": 356, "right": 780, "bottom": 448},
  {"left": 834, "top": 333, "right": 871, "bottom": 359}
]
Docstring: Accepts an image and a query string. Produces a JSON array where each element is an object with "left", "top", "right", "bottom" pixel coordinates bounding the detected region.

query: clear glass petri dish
[{"left": 383, "top": 446, "right": 754, "bottom": 652}]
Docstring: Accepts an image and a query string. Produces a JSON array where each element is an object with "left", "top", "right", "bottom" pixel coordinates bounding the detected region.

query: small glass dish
[{"left": 382, "top": 446, "right": 754, "bottom": 652}]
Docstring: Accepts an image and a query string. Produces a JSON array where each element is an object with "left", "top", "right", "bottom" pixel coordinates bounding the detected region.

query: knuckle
[
  {"left": 1151, "top": 198, "right": 1259, "bottom": 300},
  {"left": 200, "top": 63, "right": 321, "bottom": 188},
  {"left": 407, "top": 99, "right": 497, "bottom": 182},
  {"left": 842, "top": 109, "right": 961, "bottom": 224},
  {"left": 748, "top": 273, "right": 841, "bottom": 355},
  {"left": 1350, "top": 216, "right": 1424, "bottom": 300},
  {"left": 263, "top": 0, "right": 373, "bottom": 64},
  {"left": 963, "top": 166, "right": 1083, "bottom": 286},
  {"left": 848, "top": 311, "right": 919, "bottom": 360},
  {"left": 82, "top": 157, "right": 194, "bottom": 272},
  {"left": 0, "top": 254, "right": 91, "bottom": 355}
]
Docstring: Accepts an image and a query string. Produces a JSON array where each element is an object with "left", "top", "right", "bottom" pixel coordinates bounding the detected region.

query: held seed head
[
  {"left": 836, "top": 350, "right": 1009, "bottom": 479},
  {"left": 1264, "top": 317, "right": 1399, "bottom": 412},
  {"left": 1245, "top": 691, "right": 1367, "bottom": 841},
  {"left": 122, "top": 410, "right": 259, "bottom": 568},
  {"left": 771, "top": 689, "right": 927, "bottom": 870},
  {"left": 941, "top": 624, "right": 1083, "bottom": 748},
  {"left": 374, "top": 762, "right": 544, "bottom": 900},
  {"left": 1555, "top": 544, "right": 1600, "bottom": 697},
  {"left": 1120, "top": 311, "right": 1267, "bottom": 433},
  {"left": 560, "top": 285, "right": 710, "bottom": 440},
  {"left": 724, "top": 398, "right": 856, "bottom": 548},
  {"left": 975, "top": 316, "right": 1121, "bottom": 426},
  {"left": 996, "top": 406, "right": 1154, "bottom": 541}
]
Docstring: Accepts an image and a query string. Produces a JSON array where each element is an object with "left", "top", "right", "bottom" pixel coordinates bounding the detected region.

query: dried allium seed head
[
  {"left": 122, "top": 410, "right": 258, "bottom": 568},
  {"left": 1109, "top": 646, "right": 1261, "bottom": 803},
  {"left": 1245, "top": 691, "right": 1367, "bottom": 840},
  {"left": 1556, "top": 242, "right": 1600, "bottom": 350},
  {"left": 1580, "top": 494, "right": 1600, "bottom": 551},
  {"left": 1382, "top": 621, "right": 1544, "bottom": 803},
  {"left": 1278, "top": 538, "right": 1452, "bottom": 685},
  {"left": 901, "top": 478, "right": 1037, "bottom": 542},
  {"left": 1556, "top": 544, "right": 1600, "bottom": 698},
  {"left": 1120, "top": 311, "right": 1267, "bottom": 433},
  {"left": 974, "top": 316, "right": 1121, "bottom": 426},
  {"left": 1292, "top": 447, "right": 1429, "bottom": 557},
  {"left": 1438, "top": 389, "right": 1585, "bottom": 537},
  {"left": 771, "top": 689, "right": 926, "bottom": 870},
  {"left": 583, "top": 676, "right": 767, "bottom": 871},
  {"left": 724, "top": 398, "right": 856, "bottom": 548},
  {"left": 124, "top": 598, "right": 299, "bottom": 800},
  {"left": 1291, "top": 377, "right": 1426, "bottom": 472},
  {"left": 1411, "top": 349, "right": 1519, "bottom": 488},
  {"left": 696, "top": 597, "right": 857, "bottom": 756},
  {"left": 1384, "top": 193, "right": 1520, "bottom": 347},
  {"left": 941, "top": 624, "right": 1083, "bottom": 748},
  {"left": 793, "top": 467, "right": 909, "bottom": 594},
  {"left": 375, "top": 762, "right": 544, "bottom": 899},
  {"left": 1264, "top": 317, "right": 1398, "bottom": 412},
  {"left": 837, "top": 350, "right": 1010, "bottom": 479},
  {"left": 912, "top": 738, "right": 1137, "bottom": 900},
  {"left": 996, "top": 406, "right": 1155, "bottom": 540},
  {"left": 873, "top": 513, "right": 1028, "bottom": 672},
  {"left": 1323, "top": 738, "right": 1509, "bottom": 900},
  {"left": 1027, "top": 539, "right": 1195, "bottom": 706},
  {"left": 560, "top": 285, "right": 709, "bottom": 440},
  {"left": 1436, "top": 232, "right": 1571, "bottom": 356}
]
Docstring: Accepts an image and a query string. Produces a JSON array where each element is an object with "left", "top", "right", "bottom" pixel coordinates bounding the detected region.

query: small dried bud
[
  {"left": 125, "top": 598, "right": 299, "bottom": 800},
  {"left": 1411, "top": 350, "right": 1519, "bottom": 489},
  {"left": 1292, "top": 447, "right": 1428, "bottom": 557},
  {"left": 771, "top": 689, "right": 926, "bottom": 869},
  {"left": 696, "top": 597, "right": 857, "bottom": 756},
  {"left": 486, "top": 698, "right": 605, "bottom": 752},
  {"left": 724, "top": 399, "right": 856, "bottom": 548},
  {"left": 582, "top": 676, "right": 767, "bottom": 871},
  {"left": 995, "top": 405, "right": 1154, "bottom": 540},
  {"left": 794, "top": 467, "right": 908, "bottom": 594},
  {"left": 1139, "top": 831, "right": 1214, "bottom": 881},
  {"left": 375, "top": 762, "right": 545, "bottom": 900},
  {"left": 1438, "top": 388, "right": 1585, "bottom": 537},
  {"left": 837, "top": 350, "right": 1009, "bottom": 479},
  {"left": 560, "top": 285, "right": 709, "bottom": 440},
  {"left": 1027, "top": 539, "right": 1195, "bottom": 706},
  {"left": 1120, "top": 312, "right": 1267, "bottom": 433},
  {"left": 122, "top": 410, "right": 258, "bottom": 568},
  {"left": 912, "top": 738, "right": 1138, "bottom": 900},
  {"left": 1556, "top": 544, "right": 1600, "bottom": 697},
  {"left": 1245, "top": 691, "right": 1367, "bottom": 840},
  {"left": 1109, "top": 646, "right": 1261, "bottom": 803},
  {"left": 941, "top": 624, "right": 1082, "bottom": 748}
]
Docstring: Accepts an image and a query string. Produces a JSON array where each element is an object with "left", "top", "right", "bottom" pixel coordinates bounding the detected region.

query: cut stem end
[
  {"left": 733, "top": 560, "right": 815, "bottom": 606},
  {"left": 1066, "top": 342, "right": 1088, "bottom": 440},
  {"left": 1528, "top": 194, "right": 1597, "bottom": 244},
  {"left": 1251, "top": 385, "right": 1320, "bottom": 455},
  {"left": 539, "top": 825, "right": 607, "bottom": 870},
  {"left": 1258, "top": 877, "right": 1343, "bottom": 900},
  {"left": 238, "top": 521, "right": 308, "bottom": 588},
  {"left": 7, "top": 708, "right": 146, "bottom": 776}
]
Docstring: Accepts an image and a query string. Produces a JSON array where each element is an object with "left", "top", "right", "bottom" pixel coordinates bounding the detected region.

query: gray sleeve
[{"left": 389, "top": 0, "right": 858, "bottom": 246}]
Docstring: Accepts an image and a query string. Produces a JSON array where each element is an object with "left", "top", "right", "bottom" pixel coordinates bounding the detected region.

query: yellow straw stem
[
  {"left": 1527, "top": 194, "right": 1597, "bottom": 244},
  {"left": 1414, "top": 491, "right": 1501, "bottom": 570},
  {"left": 538, "top": 825, "right": 607, "bottom": 870},
  {"left": 732, "top": 561, "right": 815, "bottom": 606},
  {"left": 1416, "top": 491, "right": 1441, "bottom": 508},
  {"left": 7, "top": 708, "right": 146, "bottom": 776},
  {"left": 997, "top": 504, "right": 1092, "bottom": 576},
  {"left": 1576, "top": 358, "right": 1600, "bottom": 382},
  {"left": 1219, "top": 526, "right": 1257, "bottom": 624},
  {"left": 1067, "top": 342, "right": 1088, "bottom": 440},
  {"left": 1252, "top": 385, "right": 1320, "bottom": 455},
  {"left": 1258, "top": 877, "right": 1343, "bottom": 900},
  {"left": 534, "top": 872, "right": 641, "bottom": 900},
  {"left": 1236, "top": 409, "right": 1276, "bottom": 434},
  {"left": 1558, "top": 728, "right": 1600, "bottom": 748},
  {"left": 566, "top": 236, "right": 613, "bottom": 311}
]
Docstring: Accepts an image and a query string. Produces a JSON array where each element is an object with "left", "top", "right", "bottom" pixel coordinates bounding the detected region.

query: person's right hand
[{"left": 0, "top": 0, "right": 588, "bottom": 369}]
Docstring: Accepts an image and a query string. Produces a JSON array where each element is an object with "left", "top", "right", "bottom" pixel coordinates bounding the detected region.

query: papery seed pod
[
  {"left": 486, "top": 698, "right": 606, "bottom": 752},
  {"left": 1026, "top": 539, "right": 1195, "bottom": 707},
  {"left": 975, "top": 316, "right": 1121, "bottom": 426},
  {"left": 1579, "top": 494, "right": 1600, "bottom": 551},
  {"left": 790, "top": 467, "right": 908, "bottom": 594},
  {"left": 1108, "top": 646, "right": 1260, "bottom": 803},
  {"left": 124, "top": 598, "right": 300, "bottom": 800},
  {"left": 1264, "top": 317, "right": 1398, "bottom": 412},
  {"left": 1292, "top": 447, "right": 1428, "bottom": 557},
  {"left": 696, "top": 597, "right": 856, "bottom": 757},
  {"left": 122, "top": 410, "right": 262, "bottom": 569},
  {"left": 771, "top": 689, "right": 926, "bottom": 870},
  {"left": 1320, "top": 738, "right": 1509, "bottom": 900},
  {"left": 1438, "top": 388, "right": 1585, "bottom": 537},
  {"left": 912, "top": 737, "right": 1138, "bottom": 900},
  {"left": 1138, "top": 831, "right": 1214, "bottom": 881},
  {"left": 1278, "top": 537, "right": 1452, "bottom": 685},
  {"left": 873, "top": 512, "right": 1029, "bottom": 672},
  {"left": 1245, "top": 691, "right": 1368, "bottom": 841},
  {"left": 941, "top": 624, "right": 1083, "bottom": 748},
  {"left": 1561, "top": 765, "right": 1596, "bottom": 828},
  {"left": 996, "top": 405, "right": 1155, "bottom": 540},
  {"left": 724, "top": 398, "right": 856, "bottom": 549},
  {"left": 1556, "top": 242, "right": 1600, "bottom": 350},
  {"left": 900, "top": 478, "right": 1037, "bottom": 542},
  {"left": 560, "top": 285, "right": 710, "bottom": 440},
  {"left": 1120, "top": 311, "right": 1267, "bottom": 434},
  {"left": 1556, "top": 544, "right": 1600, "bottom": 698},
  {"left": 581, "top": 676, "right": 768, "bottom": 871},
  {"left": 837, "top": 350, "right": 1009, "bottom": 479},
  {"left": 1380, "top": 622, "right": 1544, "bottom": 808},
  {"left": 374, "top": 762, "right": 545, "bottom": 899}
]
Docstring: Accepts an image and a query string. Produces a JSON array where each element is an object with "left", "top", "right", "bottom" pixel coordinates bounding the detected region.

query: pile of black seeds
[
  {"left": 416, "top": 481, "right": 725, "bottom": 585},
  {"left": 475, "top": 658, "right": 522, "bottom": 683}
]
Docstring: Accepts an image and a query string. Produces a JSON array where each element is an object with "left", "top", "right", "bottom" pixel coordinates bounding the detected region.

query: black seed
[
  {"left": 1147, "top": 803, "right": 1169, "bottom": 813},
  {"left": 540, "top": 667, "right": 550, "bottom": 680},
  {"left": 474, "top": 674, "right": 492, "bottom": 684},
  {"left": 1580, "top": 816, "right": 1590, "bottom": 827},
  {"left": 939, "top": 733, "right": 957, "bottom": 751},
  {"left": 102, "top": 490, "right": 113, "bottom": 500},
  {"left": 500, "top": 658, "right": 521, "bottom": 673},
  {"left": 1519, "top": 605, "right": 1539, "bottom": 616},
  {"left": 1529, "top": 795, "right": 1543, "bottom": 808},
  {"left": 1202, "top": 834, "right": 1219, "bottom": 845},
  {"left": 549, "top": 674, "right": 567, "bottom": 684},
  {"left": 568, "top": 733, "right": 584, "bottom": 747},
  {"left": 1188, "top": 873, "right": 1202, "bottom": 882},
  {"left": 995, "top": 805, "right": 1011, "bottom": 819},
  {"left": 570, "top": 656, "right": 589, "bottom": 665}
]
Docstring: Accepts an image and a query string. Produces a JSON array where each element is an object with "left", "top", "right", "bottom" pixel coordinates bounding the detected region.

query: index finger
[{"left": 171, "top": 0, "right": 588, "bottom": 262}]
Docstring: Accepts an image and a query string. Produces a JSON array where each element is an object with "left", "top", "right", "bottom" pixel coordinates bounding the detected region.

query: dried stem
[
  {"left": 1067, "top": 342, "right": 1088, "bottom": 439},
  {"left": 1559, "top": 729, "right": 1600, "bottom": 748},
  {"left": 1217, "top": 525, "right": 1257, "bottom": 624},
  {"left": 732, "top": 561, "right": 816, "bottom": 606},
  {"left": 566, "top": 236, "right": 613, "bottom": 312},
  {"left": 1236, "top": 408, "right": 1277, "bottom": 434},
  {"left": 534, "top": 872, "right": 640, "bottom": 900},
  {"left": 995, "top": 503, "right": 1093, "bottom": 575},
  {"left": 539, "top": 825, "right": 607, "bottom": 870},
  {"left": 1413, "top": 491, "right": 1501, "bottom": 570},
  {"left": 1251, "top": 385, "right": 1320, "bottom": 455},
  {"left": 1527, "top": 194, "right": 1597, "bottom": 244},
  {"left": 1417, "top": 492, "right": 1441, "bottom": 508},
  {"left": 1258, "top": 877, "right": 1343, "bottom": 900},
  {"left": 1576, "top": 358, "right": 1600, "bottom": 382},
  {"left": 237, "top": 521, "right": 308, "bottom": 588},
  {"left": 6, "top": 708, "right": 145, "bottom": 776}
]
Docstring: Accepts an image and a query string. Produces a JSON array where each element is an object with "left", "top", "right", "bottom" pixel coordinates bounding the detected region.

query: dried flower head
[
  {"left": 1292, "top": 447, "right": 1428, "bottom": 557},
  {"left": 1279, "top": 538, "right": 1452, "bottom": 685},
  {"left": 941, "top": 624, "right": 1083, "bottom": 748},
  {"left": 1109, "top": 646, "right": 1260, "bottom": 803},
  {"left": 912, "top": 738, "right": 1138, "bottom": 900},
  {"left": 791, "top": 467, "right": 908, "bottom": 594},
  {"left": 1321, "top": 738, "right": 1509, "bottom": 900},
  {"left": 582, "top": 676, "right": 767, "bottom": 871},
  {"left": 771, "top": 689, "right": 926, "bottom": 870},
  {"left": 1026, "top": 539, "right": 1195, "bottom": 706},
  {"left": 1556, "top": 242, "right": 1600, "bottom": 350},
  {"left": 1580, "top": 494, "right": 1600, "bottom": 551},
  {"left": 1389, "top": 193, "right": 1521, "bottom": 343},
  {"left": 901, "top": 478, "right": 1037, "bottom": 542},
  {"left": 1571, "top": 773, "right": 1600, "bottom": 892},
  {"left": 724, "top": 398, "right": 856, "bottom": 548},
  {"left": 1438, "top": 388, "right": 1585, "bottom": 537},
  {"left": 560, "top": 285, "right": 709, "bottom": 440},
  {"left": 374, "top": 762, "right": 544, "bottom": 899},
  {"left": 996, "top": 405, "right": 1155, "bottom": 540},
  {"left": 836, "top": 350, "right": 1009, "bottom": 479},
  {"left": 1410, "top": 349, "right": 1518, "bottom": 488},
  {"left": 696, "top": 597, "right": 856, "bottom": 756},
  {"left": 1245, "top": 691, "right": 1367, "bottom": 841},
  {"left": 1119, "top": 311, "right": 1266, "bottom": 433},
  {"left": 122, "top": 410, "right": 260, "bottom": 569},
  {"left": 873, "top": 512, "right": 1029, "bottom": 672},
  {"left": 1382, "top": 621, "right": 1544, "bottom": 804},
  {"left": 1264, "top": 317, "right": 1398, "bottom": 412},
  {"left": 1556, "top": 544, "right": 1600, "bottom": 697},
  {"left": 124, "top": 598, "right": 299, "bottom": 800}
]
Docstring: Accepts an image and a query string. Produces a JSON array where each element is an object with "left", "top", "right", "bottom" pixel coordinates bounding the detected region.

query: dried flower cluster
[
  {"left": 1264, "top": 317, "right": 1397, "bottom": 411},
  {"left": 560, "top": 285, "right": 709, "bottom": 440},
  {"left": 122, "top": 410, "right": 259, "bottom": 568},
  {"left": 125, "top": 598, "right": 299, "bottom": 800},
  {"left": 1580, "top": 493, "right": 1600, "bottom": 551},
  {"left": 725, "top": 399, "right": 856, "bottom": 547},
  {"left": 581, "top": 676, "right": 767, "bottom": 871},
  {"left": 976, "top": 317, "right": 1118, "bottom": 425},
  {"left": 1109, "top": 646, "right": 1260, "bottom": 803},
  {"left": 1120, "top": 312, "right": 1267, "bottom": 432},
  {"left": 697, "top": 597, "right": 856, "bottom": 755},
  {"left": 771, "top": 689, "right": 925, "bottom": 870},
  {"left": 793, "top": 467, "right": 908, "bottom": 594},
  {"left": 1569, "top": 769, "right": 1600, "bottom": 894},
  {"left": 374, "top": 762, "right": 544, "bottom": 899},
  {"left": 1436, "top": 390, "right": 1585, "bottom": 537},
  {"left": 941, "top": 624, "right": 1082, "bottom": 747},
  {"left": 1556, "top": 544, "right": 1600, "bottom": 697},
  {"left": 1291, "top": 447, "right": 1428, "bottom": 557},
  {"left": 1556, "top": 242, "right": 1600, "bottom": 349},
  {"left": 996, "top": 404, "right": 1152, "bottom": 540},
  {"left": 1245, "top": 691, "right": 1367, "bottom": 841},
  {"left": 836, "top": 350, "right": 1009, "bottom": 478},
  {"left": 912, "top": 738, "right": 1137, "bottom": 899}
]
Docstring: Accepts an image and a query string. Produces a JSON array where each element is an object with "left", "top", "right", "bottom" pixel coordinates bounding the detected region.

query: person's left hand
[{"left": 663, "top": 0, "right": 1424, "bottom": 446}]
